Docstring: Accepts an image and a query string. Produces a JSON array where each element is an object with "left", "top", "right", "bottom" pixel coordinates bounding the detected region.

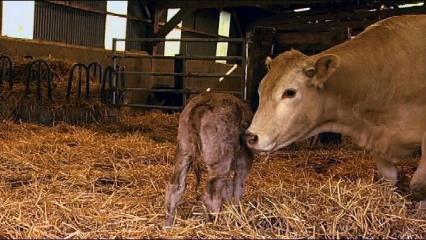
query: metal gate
[{"left": 110, "top": 38, "right": 248, "bottom": 110}]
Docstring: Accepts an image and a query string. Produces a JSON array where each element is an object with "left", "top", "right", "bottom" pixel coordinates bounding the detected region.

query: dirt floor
[{"left": 0, "top": 111, "right": 426, "bottom": 238}]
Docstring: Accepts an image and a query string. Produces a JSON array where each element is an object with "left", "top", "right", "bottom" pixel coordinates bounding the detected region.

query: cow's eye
[{"left": 282, "top": 88, "right": 297, "bottom": 99}]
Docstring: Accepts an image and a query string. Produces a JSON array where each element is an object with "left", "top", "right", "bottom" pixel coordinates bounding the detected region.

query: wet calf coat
[{"left": 164, "top": 93, "right": 253, "bottom": 227}]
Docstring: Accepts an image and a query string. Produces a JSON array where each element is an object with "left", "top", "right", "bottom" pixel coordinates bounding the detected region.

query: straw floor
[
  {"left": 1, "top": 56, "right": 113, "bottom": 124},
  {"left": 0, "top": 111, "right": 425, "bottom": 238}
]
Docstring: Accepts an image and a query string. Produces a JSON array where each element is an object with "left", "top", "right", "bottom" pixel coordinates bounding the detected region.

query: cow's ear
[
  {"left": 265, "top": 56, "right": 272, "bottom": 71},
  {"left": 304, "top": 54, "right": 340, "bottom": 88}
]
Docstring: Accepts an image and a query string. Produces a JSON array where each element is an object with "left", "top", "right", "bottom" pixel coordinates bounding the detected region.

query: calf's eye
[{"left": 282, "top": 88, "right": 297, "bottom": 99}]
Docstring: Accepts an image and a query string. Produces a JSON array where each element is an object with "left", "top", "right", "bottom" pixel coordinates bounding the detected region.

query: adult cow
[{"left": 245, "top": 15, "right": 426, "bottom": 205}]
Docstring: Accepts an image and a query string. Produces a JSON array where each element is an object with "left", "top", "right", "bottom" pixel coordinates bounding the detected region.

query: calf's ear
[
  {"left": 304, "top": 54, "right": 340, "bottom": 89},
  {"left": 265, "top": 56, "right": 272, "bottom": 71}
]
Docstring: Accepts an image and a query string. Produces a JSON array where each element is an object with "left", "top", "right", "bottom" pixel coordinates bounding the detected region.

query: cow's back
[{"left": 324, "top": 15, "right": 426, "bottom": 105}]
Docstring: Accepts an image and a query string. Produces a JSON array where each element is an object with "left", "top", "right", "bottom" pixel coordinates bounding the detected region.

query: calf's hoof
[
  {"left": 202, "top": 195, "right": 222, "bottom": 214},
  {"left": 164, "top": 216, "right": 174, "bottom": 229}
]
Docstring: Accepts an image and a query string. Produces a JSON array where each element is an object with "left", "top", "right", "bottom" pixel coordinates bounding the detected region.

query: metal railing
[{"left": 111, "top": 37, "right": 248, "bottom": 110}]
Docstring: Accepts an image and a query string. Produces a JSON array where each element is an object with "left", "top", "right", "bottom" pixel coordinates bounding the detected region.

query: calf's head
[{"left": 246, "top": 50, "right": 340, "bottom": 152}]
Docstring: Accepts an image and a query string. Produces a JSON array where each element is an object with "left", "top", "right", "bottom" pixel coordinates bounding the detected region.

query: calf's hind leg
[
  {"left": 410, "top": 133, "right": 426, "bottom": 209},
  {"left": 164, "top": 146, "right": 192, "bottom": 227}
]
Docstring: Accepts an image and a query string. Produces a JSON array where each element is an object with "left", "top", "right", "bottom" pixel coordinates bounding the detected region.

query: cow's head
[{"left": 246, "top": 50, "right": 340, "bottom": 152}]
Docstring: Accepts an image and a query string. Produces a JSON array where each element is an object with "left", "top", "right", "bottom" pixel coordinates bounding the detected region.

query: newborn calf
[{"left": 164, "top": 93, "right": 253, "bottom": 227}]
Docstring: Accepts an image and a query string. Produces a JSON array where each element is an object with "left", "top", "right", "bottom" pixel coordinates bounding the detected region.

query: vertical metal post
[
  {"left": 37, "top": 61, "right": 42, "bottom": 101},
  {"left": 241, "top": 40, "right": 248, "bottom": 100},
  {"left": 0, "top": 59, "right": 5, "bottom": 97},
  {"left": 182, "top": 41, "right": 187, "bottom": 106},
  {"left": 112, "top": 38, "right": 117, "bottom": 105}
]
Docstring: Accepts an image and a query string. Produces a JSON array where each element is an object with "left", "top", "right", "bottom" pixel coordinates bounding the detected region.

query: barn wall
[
  {"left": 33, "top": 1, "right": 152, "bottom": 49},
  {"left": 181, "top": 9, "right": 220, "bottom": 56},
  {"left": 126, "top": 0, "right": 153, "bottom": 52},
  {"left": 0, "top": 36, "right": 151, "bottom": 78},
  {"left": 34, "top": 1, "right": 106, "bottom": 48}
]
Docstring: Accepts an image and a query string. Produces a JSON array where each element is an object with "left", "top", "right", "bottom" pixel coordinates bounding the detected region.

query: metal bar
[
  {"left": 123, "top": 88, "right": 186, "bottom": 93},
  {"left": 121, "top": 88, "right": 241, "bottom": 96},
  {"left": 182, "top": 43, "right": 187, "bottom": 106},
  {"left": 113, "top": 38, "right": 247, "bottom": 43},
  {"left": 242, "top": 41, "right": 248, "bottom": 100},
  {"left": 112, "top": 39, "right": 117, "bottom": 105},
  {"left": 111, "top": 54, "right": 244, "bottom": 61},
  {"left": 0, "top": 55, "right": 13, "bottom": 96},
  {"left": 120, "top": 71, "right": 242, "bottom": 78},
  {"left": 67, "top": 63, "right": 89, "bottom": 99},
  {"left": 101, "top": 66, "right": 113, "bottom": 101},
  {"left": 88, "top": 62, "right": 103, "bottom": 84},
  {"left": 191, "top": 90, "right": 242, "bottom": 95},
  {"left": 26, "top": 59, "right": 54, "bottom": 101},
  {"left": 119, "top": 103, "right": 183, "bottom": 110},
  {"left": 122, "top": 72, "right": 182, "bottom": 77}
]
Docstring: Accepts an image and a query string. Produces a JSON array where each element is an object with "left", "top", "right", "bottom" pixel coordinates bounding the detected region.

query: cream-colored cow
[{"left": 245, "top": 15, "right": 426, "bottom": 205}]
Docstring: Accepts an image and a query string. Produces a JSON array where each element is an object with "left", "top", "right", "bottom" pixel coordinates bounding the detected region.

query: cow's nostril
[{"left": 245, "top": 131, "right": 259, "bottom": 146}]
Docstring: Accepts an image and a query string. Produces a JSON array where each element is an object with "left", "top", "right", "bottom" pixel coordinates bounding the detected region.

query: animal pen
[
  {"left": 110, "top": 37, "right": 248, "bottom": 110},
  {"left": 0, "top": 0, "right": 426, "bottom": 238}
]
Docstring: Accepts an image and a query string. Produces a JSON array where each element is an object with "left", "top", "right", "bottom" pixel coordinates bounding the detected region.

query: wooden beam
[
  {"left": 138, "top": 0, "right": 152, "bottom": 20},
  {"left": 275, "top": 31, "right": 347, "bottom": 45},
  {"left": 249, "top": 5, "right": 425, "bottom": 32},
  {"left": 152, "top": 9, "right": 164, "bottom": 55},
  {"left": 231, "top": 10, "right": 243, "bottom": 38},
  {"left": 154, "top": 0, "right": 330, "bottom": 9},
  {"left": 157, "top": 22, "right": 223, "bottom": 38},
  {"left": 246, "top": 27, "right": 276, "bottom": 110},
  {"left": 254, "top": 5, "right": 426, "bottom": 27},
  {"left": 154, "top": 8, "right": 196, "bottom": 38}
]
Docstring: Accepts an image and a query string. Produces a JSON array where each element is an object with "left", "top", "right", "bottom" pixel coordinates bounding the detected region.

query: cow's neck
[{"left": 311, "top": 99, "right": 383, "bottom": 153}]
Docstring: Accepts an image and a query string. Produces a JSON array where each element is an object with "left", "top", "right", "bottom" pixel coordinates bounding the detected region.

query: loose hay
[
  {"left": 1, "top": 55, "right": 117, "bottom": 124},
  {"left": 0, "top": 112, "right": 425, "bottom": 238}
]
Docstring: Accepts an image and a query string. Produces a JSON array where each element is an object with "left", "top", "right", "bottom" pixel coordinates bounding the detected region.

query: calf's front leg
[
  {"left": 202, "top": 154, "right": 233, "bottom": 214},
  {"left": 164, "top": 146, "right": 192, "bottom": 227},
  {"left": 231, "top": 147, "right": 253, "bottom": 202}
]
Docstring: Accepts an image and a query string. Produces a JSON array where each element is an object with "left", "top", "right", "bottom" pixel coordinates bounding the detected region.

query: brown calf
[{"left": 164, "top": 93, "right": 253, "bottom": 227}]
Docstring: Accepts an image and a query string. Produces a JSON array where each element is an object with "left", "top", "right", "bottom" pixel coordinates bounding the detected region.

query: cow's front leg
[
  {"left": 376, "top": 157, "right": 398, "bottom": 186},
  {"left": 410, "top": 133, "right": 426, "bottom": 209}
]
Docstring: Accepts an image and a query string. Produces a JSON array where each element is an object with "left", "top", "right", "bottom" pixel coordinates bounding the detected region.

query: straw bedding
[
  {"left": 0, "top": 111, "right": 425, "bottom": 238},
  {"left": 1, "top": 56, "right": 114, "bottom": 124}
]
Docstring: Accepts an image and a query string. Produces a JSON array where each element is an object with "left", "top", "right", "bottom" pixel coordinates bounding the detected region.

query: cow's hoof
[{"left": 410, "top": 183, "right": 426, "bottom": 201}]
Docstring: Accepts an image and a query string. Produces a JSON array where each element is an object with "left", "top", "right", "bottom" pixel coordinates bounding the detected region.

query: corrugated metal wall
[
  {"left": 34, "top": 1, "right": 106, "bottom": 48},
  {"left": 126, "top": 1, "right": 152, "bottom": 52}
]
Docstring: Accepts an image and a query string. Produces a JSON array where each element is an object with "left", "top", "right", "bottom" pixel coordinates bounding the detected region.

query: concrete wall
[
  {"left": 0, "top": 36, "right": 243, "bottom": 105},
  {"left": 0, "top": 36, "right": 148, "bottom": 67}
]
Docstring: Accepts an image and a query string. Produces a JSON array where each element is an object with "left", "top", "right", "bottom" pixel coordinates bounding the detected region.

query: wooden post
[{"left": 246, "top": 27, "right": 275, "bottom": 111}]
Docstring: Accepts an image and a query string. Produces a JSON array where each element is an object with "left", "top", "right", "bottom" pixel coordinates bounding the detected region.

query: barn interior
[{"left": 0, "top": 0, "right": 425, "bottom": 238}]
